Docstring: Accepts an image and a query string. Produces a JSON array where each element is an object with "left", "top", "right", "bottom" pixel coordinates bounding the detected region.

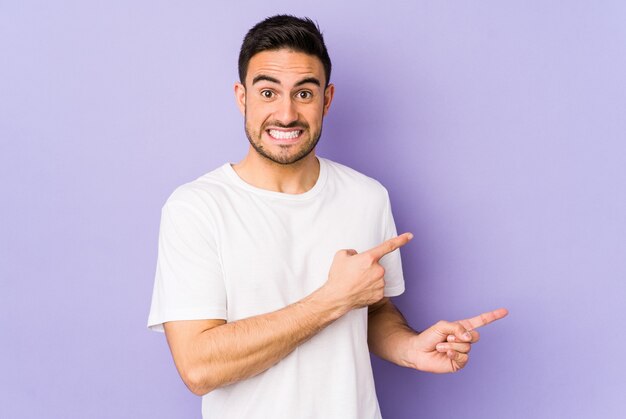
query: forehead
[{"left": 247, "top": 49, "right": 325, "bottom": 85}]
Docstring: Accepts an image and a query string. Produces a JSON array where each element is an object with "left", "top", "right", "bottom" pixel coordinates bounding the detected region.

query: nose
[{"left": 274, "top": 96, "right": 299, "bottom": 125}]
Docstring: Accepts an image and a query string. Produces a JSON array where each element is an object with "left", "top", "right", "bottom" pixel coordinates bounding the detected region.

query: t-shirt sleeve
[
  {"left": 379, "top": 191, "right": 406, "bottom": 297},
  {"left": 147, "top": 190, "right": 227, "bottom": 332}
]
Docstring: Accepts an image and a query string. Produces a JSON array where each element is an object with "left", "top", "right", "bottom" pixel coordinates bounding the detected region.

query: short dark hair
[{"left": 238, "top": 15, "right": 332, "bottom": 86}]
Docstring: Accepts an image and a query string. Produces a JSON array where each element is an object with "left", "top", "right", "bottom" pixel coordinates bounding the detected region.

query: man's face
[{"left": 235, "top": 49, "right": 334, "bottom": 165}]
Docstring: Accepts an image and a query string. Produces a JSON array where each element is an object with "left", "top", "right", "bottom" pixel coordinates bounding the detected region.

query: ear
[
  {"left": 323, "top": 83, "right": 335, "bottom": 116},
  {"left": 234, "top": 82, "right": 246, "bottom": 116}
]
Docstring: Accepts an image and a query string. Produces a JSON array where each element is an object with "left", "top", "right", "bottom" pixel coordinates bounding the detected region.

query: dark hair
[{"left": 238, "top": 15, "right": 332, "bottom": 86}]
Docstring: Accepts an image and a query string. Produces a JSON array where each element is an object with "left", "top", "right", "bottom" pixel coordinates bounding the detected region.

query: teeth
[{"left": 269, "top": 129, "right": 301, "bottom": 140}]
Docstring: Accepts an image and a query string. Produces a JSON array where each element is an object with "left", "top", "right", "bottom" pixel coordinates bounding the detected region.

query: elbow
[
  {"left": 188, "top": 383, "right": 211, "bottom": 397},
  {"left": 190, "top": 387, "right": 212, "bottom": 397},
  {"left": 181, "top": 367, "right": 217, "bottom": 396}
]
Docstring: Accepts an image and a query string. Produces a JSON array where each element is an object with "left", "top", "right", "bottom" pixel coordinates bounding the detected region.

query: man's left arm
[{"left": 367, "top": 298, "right": 508, "bottom": 373}]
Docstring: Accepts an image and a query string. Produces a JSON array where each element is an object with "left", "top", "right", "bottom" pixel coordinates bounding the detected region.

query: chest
[{"left": 215, "top": 193, "right": 382, "bottom": 320}]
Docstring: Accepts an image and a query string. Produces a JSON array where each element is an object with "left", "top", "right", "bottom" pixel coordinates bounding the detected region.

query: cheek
[
  {"left": 244, "top": 107, "right": 261, "bottom": 124},
  {"left": 304, "top": 106, "right": 325, "bottom": 125},
  {"left": 246, "top": 102, "right": 273, "bottom": 122},
  {"left": 299, "top": 101, "right": 324, "bottom": 123},
  {"left": 244, "top": 110, "right": 269, "bottom": 136}
]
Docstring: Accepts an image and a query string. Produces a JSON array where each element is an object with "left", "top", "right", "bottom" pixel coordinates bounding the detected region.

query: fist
[{"left": 324, "top": 233, "right": 413, "bottom": 311}]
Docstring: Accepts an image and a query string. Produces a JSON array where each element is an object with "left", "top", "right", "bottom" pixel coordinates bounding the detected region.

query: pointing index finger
[
  {"left": 457, "top": 308, "right": 509, "bottom": 331},
  {"left": 365, "top": 232, "right": 413, "bottom": 261}
]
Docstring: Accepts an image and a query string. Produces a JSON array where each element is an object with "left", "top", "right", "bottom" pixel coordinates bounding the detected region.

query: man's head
[
  {"left": 235, "top": 15, "right": 335, "bottom": 166},
  {"left": 238, "top": 15, "right": 332, "bottom": 88}
]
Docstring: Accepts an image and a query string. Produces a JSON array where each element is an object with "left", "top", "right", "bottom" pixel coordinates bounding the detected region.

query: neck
[{"left": 232, "top": 147, "right": 320, "bottom": 194}]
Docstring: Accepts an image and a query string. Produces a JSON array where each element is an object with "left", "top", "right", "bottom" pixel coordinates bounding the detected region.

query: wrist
[
  {"left": 306, "top": 284, "right": 351, "bottom": 321},
  {"left": 392, "top": 329, "right": 421, "bottom": 369}
]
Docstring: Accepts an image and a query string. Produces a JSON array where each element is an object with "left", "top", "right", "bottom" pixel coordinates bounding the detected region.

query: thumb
[
  {"left": 438, "top": 322, "right": 473, "bottom": 342},
  {"left": 436, "top": 320, "right": 473, "bottom": 342},
  {"left": 420, "top": 321, "right": 472, "bottom": 347}
]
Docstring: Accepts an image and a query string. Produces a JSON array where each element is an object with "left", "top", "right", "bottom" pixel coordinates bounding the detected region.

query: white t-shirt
[{"left": 148, "top": 157, "right": 405, "bottom": 419}]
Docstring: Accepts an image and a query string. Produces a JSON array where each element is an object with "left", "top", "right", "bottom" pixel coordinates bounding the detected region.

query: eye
[
  {"left": 261, "top": 90, "right": 274, "bottom": 99},
  {"left": 297, "top": 91, "right": 313, "bottom": 100}
]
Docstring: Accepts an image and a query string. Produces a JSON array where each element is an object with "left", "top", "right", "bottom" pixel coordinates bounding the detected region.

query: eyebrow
[
  {"left": 295, "top": 77, "right": 321, "bottom": 87},
  {"left": 252, "top": 75, "right": 280, "bottom": 85},
  {"left": 251, "top": 75, "right": 321, "bottom": 87}
]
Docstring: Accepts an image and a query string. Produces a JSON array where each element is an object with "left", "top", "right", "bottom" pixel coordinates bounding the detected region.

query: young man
[{"left": 148, "top": 15, "right": 507, "bottom": 418}]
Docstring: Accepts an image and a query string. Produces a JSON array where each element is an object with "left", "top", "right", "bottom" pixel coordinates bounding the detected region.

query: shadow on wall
[{"left": 318, "top": 73, "right": 395, "bottom": 170}]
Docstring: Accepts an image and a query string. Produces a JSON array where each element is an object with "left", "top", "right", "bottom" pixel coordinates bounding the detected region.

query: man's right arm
[
  {"left": 164, "top": 287, "right": 345, "bottom": 396},
  {"left": 163, "top": 233, "right": 413, "bottom": 396}
]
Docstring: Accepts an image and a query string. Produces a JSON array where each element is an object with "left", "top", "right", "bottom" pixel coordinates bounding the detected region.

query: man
[{"left": 148, "top": 15, "right": 507, "bottom": 418}]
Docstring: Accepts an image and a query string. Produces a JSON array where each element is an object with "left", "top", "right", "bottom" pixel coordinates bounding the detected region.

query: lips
[{"left": 266, "top": 128, "right": 303, "bottom": 143}]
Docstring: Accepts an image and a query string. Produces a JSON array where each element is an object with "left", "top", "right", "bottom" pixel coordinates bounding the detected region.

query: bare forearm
[
  {"left": 177, "top": 288, "right": 346, "bottom": 395},
  {"left": 367, "top": 300, "right": 417, "bottom": 368},
  {"left": 166, "top": 234, "right": 414, "bottom": 395}
]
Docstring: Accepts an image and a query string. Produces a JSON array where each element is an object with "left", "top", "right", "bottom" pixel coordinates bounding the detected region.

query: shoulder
[
  {"left": 163, "top": 164, "right": 233, "bottom": 213},
  {"left": 321, "top": 157, "right": 390, "bottom": 200}
]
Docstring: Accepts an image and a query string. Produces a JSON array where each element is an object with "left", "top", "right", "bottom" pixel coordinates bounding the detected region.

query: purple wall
[{"left": 2, "top": 1, "right": 625, "bottom": 418}]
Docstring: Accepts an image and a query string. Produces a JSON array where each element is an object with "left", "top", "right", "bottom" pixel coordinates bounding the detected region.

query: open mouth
[{"left": 266, "top": 129, "right": 303, "bottom": 141}]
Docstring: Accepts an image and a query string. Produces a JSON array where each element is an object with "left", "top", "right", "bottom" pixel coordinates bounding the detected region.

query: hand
[
  {"left": 404, "top": 308, "right": 509, "bottom": 373},
  {"left": 323, "top": 233, "right": 413, "bottom": 311}
]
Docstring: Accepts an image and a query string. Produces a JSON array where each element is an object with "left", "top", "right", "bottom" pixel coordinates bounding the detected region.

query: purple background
[{"left": 2, "top": 1, "right": 625, "bottom": 418}]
